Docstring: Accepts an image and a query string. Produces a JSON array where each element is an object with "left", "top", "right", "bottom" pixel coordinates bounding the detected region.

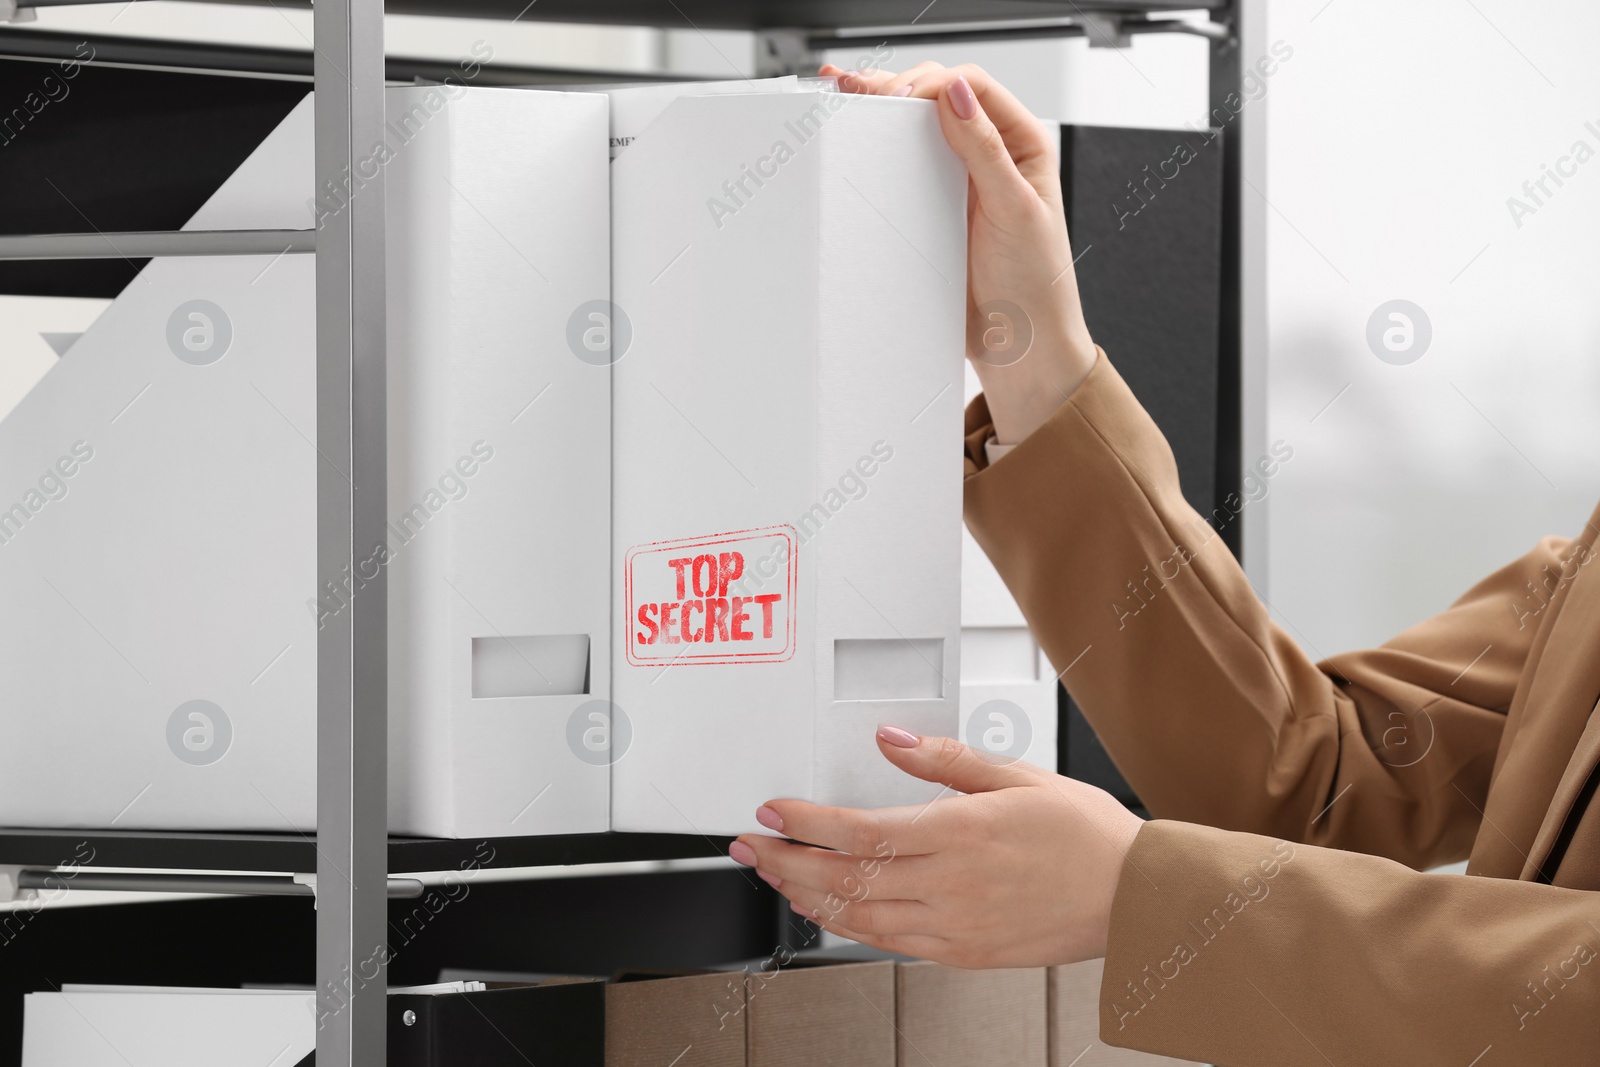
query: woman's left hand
[{"left": 730, "top": 725, "right": 1146, "bottom": 967}]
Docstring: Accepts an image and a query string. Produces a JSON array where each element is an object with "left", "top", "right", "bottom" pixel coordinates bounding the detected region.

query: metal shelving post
[
  {"left": 312, "top": 0, "right": 390, "bottom": 1064},
  {"left": 1226, "top": 0, "right": 1271, "bottom": 588}
]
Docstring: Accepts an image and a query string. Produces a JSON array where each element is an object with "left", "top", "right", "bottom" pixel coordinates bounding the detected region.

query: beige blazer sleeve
[
  {"left": 962, "top": 348, "right": 1598, "bottom": 1063},
  {"left": 964, "top": 347, "right": 1559, "bottom": 865},
  {"left": 1100, "top": 821, "right": 1599, "bottom": 1064}
]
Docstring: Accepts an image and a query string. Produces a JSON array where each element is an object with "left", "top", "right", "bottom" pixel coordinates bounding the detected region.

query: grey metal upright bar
[
  {"left": 1207, "top": 4, "right": 1244, "bottom": 564},
  {"left": 1210, "top": 0, "right": 1268, "bottom": 586},
  {"left": 313, "top": 0, "right": 388, "bottom": 1064}
]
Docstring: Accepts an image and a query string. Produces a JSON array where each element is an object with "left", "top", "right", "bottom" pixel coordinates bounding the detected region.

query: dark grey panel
[{"left": 1056, "top": 123, "right": 1226, "bottom": 805}]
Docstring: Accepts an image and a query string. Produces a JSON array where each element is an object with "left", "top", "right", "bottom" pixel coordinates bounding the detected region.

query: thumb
[
  {"left": 935, "top": 74, "right": 1036, "bottom": 220},
  {"left": 875, "top": 725, "right": 1037, "bottom": 794}
]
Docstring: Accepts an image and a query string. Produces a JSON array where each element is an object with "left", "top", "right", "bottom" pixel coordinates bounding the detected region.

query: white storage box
[
  {"left": 381, "top": 86, "right": 612, "bottom": 838},
  {"left": 0, "top": 85, "right": 612, "bottom": 836},
  {"left": 609, "top": 89, "right": 968, "bottom": 834},
  {"left": 959, "top": 624, "right": 1059, "bottom": 774},
  {"left": 960, "top": 365, "right": 1058, "bottom": 773},
  {"left": 20, "top": 983, "right": 498, "bottom": 1067},
  {"left": 22, "top": 987, "right": 316, "bottom": 1067}
]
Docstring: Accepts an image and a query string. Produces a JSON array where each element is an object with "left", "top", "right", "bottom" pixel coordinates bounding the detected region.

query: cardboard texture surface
[
  {"left": 895, "top": 962, "right": 1048, "bottom": 1067},
  {"left": 610, "top": 90, "right": 968, "bottom": 835},
  {"left": 747, "top": 960, "right": 895, "bottom": 1067},
  {"left": 0, "top": 85, "right": 611, "bottom": 835},
  {"left": 1048, "top": 960, "right": 1199, "bottom": 1066},
  {"left": 605, "top": 971, "right": 744, "bottom": 1067}
]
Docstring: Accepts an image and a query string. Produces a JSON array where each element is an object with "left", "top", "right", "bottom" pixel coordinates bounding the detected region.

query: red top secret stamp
[{"left": 624, "top": 525, "right": 798, "bottom": 666}]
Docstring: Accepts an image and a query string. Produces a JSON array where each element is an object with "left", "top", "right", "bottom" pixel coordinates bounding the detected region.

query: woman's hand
[
  {"left": 729, "top": 726, "right": 1145, "bottom": 968},
  {"left": 821, "top": 62, "right": 1099, "bottom": 446}
]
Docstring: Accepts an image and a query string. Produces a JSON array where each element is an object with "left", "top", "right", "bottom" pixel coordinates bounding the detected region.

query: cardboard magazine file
[
  {"left": 895, "top": 962, "right": 1048, "bottom": 1067},
  {"left": 959, "top": 623, "right": 1059, "bottom": 774},
  {"left": 0, "top": 85, "right": 612, "bottom": 836},
  {"left": 745, "top": 958, "right": 895, "bottom": 1067},
  {"left": 958, "top": 547, "right": 1061, "bottom": 776},
  {"left": 609, "top": 89, "right": 968, "bottom": 835},
  {"left": 380, "top": 86, "right": 613, "bottom": 838},
  {"left": 605, "top": 970, "right": 745, "bottom": 1067},
  {"left": 960, "top": 367, "right": 1059, "bottom": 774},
  {"left": 1048, "top": 960, "right": 1200, "bottom": 1066}
]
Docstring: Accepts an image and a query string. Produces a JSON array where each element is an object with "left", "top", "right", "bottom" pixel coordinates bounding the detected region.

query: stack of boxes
[
  {"left": 22, "top": 960, "right": 1198, "bottom": 1066},
  {"left": 0, "top": 80, "right": 966, "bottom": 837}
]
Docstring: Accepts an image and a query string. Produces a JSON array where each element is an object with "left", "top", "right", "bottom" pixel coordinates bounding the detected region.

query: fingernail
[
  {"left": 730, "top": 840, "right": 758, "bottom": 866},
  {"left": 890, "top": 84, "right": 913, "bottom": 97},
  {"left": 948, "top": 75, "right": 978, "bottom": 120},
  {"left": 791, "top": 901, "right": 818, "bottom": 920},
  {"left": 878, "top": 724, "right": 921, "bottom": 748},
  {"left": 756, "top": 868, "right": 782, "bottom": 889},
  {"left": 756, "top": 805, "right": 784, "bottom": 832}
]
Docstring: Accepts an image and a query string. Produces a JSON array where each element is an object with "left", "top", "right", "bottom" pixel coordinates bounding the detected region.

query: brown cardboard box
[
  {"left": 746, "top": 959, "right": 896, "bottom": 1067},
  {"left": 1048, "top": 960, "right": 1200, "bottom": 1066},
  {"left": 895, "top": 962, "right": 1047, "bottom": 1066},
  {"left": 605, "top": 970, "right": 745, "bottom": 1067}
]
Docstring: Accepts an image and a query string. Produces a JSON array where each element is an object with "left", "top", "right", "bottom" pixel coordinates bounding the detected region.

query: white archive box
[
  {"left": 609, "top": 88, "right": 969, "bottom": 835},
  {"left": 20, "top": 983, "right": 490, "bottom": 1067},
  {"left": 21, "top": 987, "right": 316, "bottom": 1067},
  {"left": 0, "top": 85, "right": 612, "bottom": 836},
  {"left": 960, "top": 362, "right": 1058, "bottom": 774},
  {"left": 959, "top": 626, "right": 1059, "bottom": 774}
]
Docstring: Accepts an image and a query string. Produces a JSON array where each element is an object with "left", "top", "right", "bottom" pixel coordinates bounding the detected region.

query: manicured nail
[
  {"left": 948, "top": 75, "right": 978, "bottom": 120},
  {"left": 730, "top": 840, "right": 758, "bottom": 867},
  {"left": 756, "top": 805, "right": 784, "bottom": 832},
  {"left": 890, "top": 84, "right": 913, "bottom": 97},
  {"left": 878, "top": 724, "right": 920, "bottom": 748},
  {"left": 756, "top": 868, "right": 782, "bottom": 889},
  {"left": 791, "top": 901, "right": 819, "bottom": 920}
]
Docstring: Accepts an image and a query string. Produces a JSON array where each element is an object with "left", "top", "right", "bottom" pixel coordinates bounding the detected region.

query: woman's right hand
[{"left": 820, "top": 62, "right": 1100, "bottom": 446}]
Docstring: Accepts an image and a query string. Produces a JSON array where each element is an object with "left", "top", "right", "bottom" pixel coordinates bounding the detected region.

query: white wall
[{"left": 1262, "top": 0, "right": 1600, "bottom": 655}]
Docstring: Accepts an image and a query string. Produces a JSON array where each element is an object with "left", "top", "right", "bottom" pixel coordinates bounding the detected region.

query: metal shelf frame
[
  {"left": 0, "top": 3, "right": 1259, "bottom": 1063},
  {"left": 0, "top": 826, "right": 734, "bottom": 873}
]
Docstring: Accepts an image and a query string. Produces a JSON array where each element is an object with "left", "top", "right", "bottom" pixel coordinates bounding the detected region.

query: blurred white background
[
  {"left": 1259, "top": 0, "right": 1600, "bottom": 657},
  {"left": 4, "top": 0, "right": 1596, "bottom": 667}
]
